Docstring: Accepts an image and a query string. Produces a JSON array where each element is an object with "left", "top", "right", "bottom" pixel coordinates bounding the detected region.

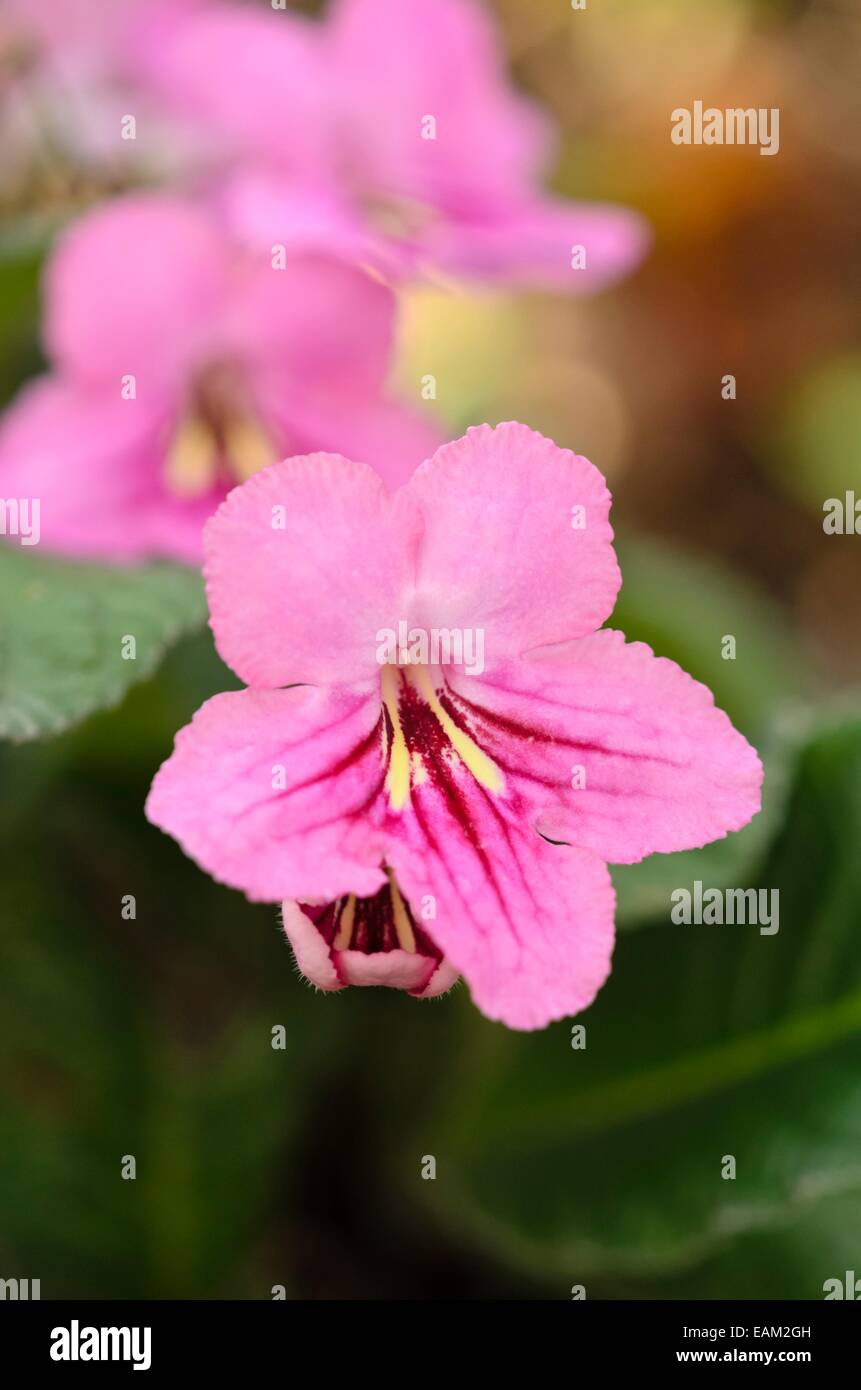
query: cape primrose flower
[
  {"left": 146, "top": 424, "right": 762, "bottom": 1029},
  {"left": 0, "top": 192, "right": 439, "bottom": 563},
  {"left": 0, "top": 0, "right": 201, "bottom": 203},
  {"left": 140, "top": 0, "right": 649, "bottom": 290}
]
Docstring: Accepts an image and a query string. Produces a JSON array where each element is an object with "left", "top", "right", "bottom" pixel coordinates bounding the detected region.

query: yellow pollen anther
[
  {"left": 387, "top": 869, "right": 416, "bottom": 954},
  {"left": 381, "top": 665, "right": 411, "bottom": 811},
  {"left": 411, "top": 666, "right": 505, "bottom": 795},
  {"left": 223, "top": 415, "right": 277, "bottom": 482},
  {"left": 333, "top": 894, "right": 356, "bottom": 950},
  {"left": 164, "top": 417, "right": 219, "bottom": 498},
  {"left": 165, "top": 408, "right": 277, "bottom": 499}
]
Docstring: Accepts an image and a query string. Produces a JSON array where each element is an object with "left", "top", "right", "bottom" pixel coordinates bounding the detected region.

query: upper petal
[
  {"left": 44, "top": 194, "right": 233, "bottom": 389},
  {"left": 146, "top": 683, "right": 388, "bottom": 903},
  {"left": 204, "top": 454, "right": 418, "bottom": 688},
  {"left": 135, "top": 3, "right": 331, "bottom": 178},
  {"left": 328, "top": 0, "right": 549, "bottom": 213},
  {"left": 405, "top": 422, "right": 620, "bottom": 657},
  {"left": 447, "top": 630, "right": 763, "bottom": 864},
  {"left": 229, "top": 253, "right": 397, "bottom": 402}
]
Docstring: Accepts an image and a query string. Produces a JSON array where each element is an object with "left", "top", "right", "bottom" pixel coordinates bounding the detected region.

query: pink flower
[
  {"left": 140, "top": 0, "right": 649, "bottom": 289},
  {"left": 146, "top": 423, "right": 762, "bottom": 1029},
  {"left": 283, "top": 888, "right": 459, "bottom": 1003},
  {"left": 0, "top": 0, "right": 204, "bottom": 188},
  {"left": 0, "top": 193, "right": 440, "bottom": 563}
]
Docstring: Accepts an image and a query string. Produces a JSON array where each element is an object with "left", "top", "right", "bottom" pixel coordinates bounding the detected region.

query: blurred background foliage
[{"left": 1, "top": 0, "right": 860, "bottom": 1298}]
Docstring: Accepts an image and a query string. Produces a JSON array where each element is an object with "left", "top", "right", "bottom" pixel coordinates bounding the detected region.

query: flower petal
[
  {"left": 146, "top": 683, "right": 388, "bottom": 903},
  {"left": 281, "top": 897, "right": 458, "bottom": 997},
  {"left": 389, "top": 824, "right": 614, "bottom": 1031},
  {"left": 367, "top": 666, "right": 613, "bottom": 1028},
  {"left": 203, "top": 454, "right": 418, "bottom": 688},
  {"left": 429, "top": 197, "right": 650, "bottom": 291},
  {"left": 44, "top": 194, "right": 234, "bottom": 390},
  {"left": 136, "top": 4, "right": 331, "bottom": 177},
  {"left": 231, "top": 253, "right": 397, "bottom": 402},
  {"left": 405, "top": 422, "right": 620, "bottom": 656},
  {"left": 0, "top": 376, "right": 214, "bottom": 563},
  {"left": 328, "top": 0, "right": 549, "bottom": 212},
  {"left": 336, "top": 947, "right": 447, "bottom": 993},
  {"left": 265, "top": 389, "right": 441, "bottom": 493},
  {"left": 234, "top": 250, "right": 441, "bottom": 487},
  {"left": 446, "top": 630, "right": 763, "bottom": 864},
  {"left": 280, "top": 900, "right": 343, "bottom": 992},
  {"left": 218, "top": 172, "right": 412, "bottom": 279}
]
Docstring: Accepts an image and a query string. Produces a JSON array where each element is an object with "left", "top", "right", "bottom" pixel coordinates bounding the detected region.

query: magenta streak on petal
[
  {"left": 392, "top": 676, "right": 528, "bottom": 951},
  {"left": 444, "top": 686, "right": 691, "bottom": 770},
  {"left": 293, "top": 771, "right": 388, "bottom": 840},
  {"left": 473, "top": 780, "right": 542, "bottom": 913},
  {"left": 232, "top": 707, "right": 386, "bottom": 831},
  {"left": 282, "top": 715, "right": 384, "bottom": 798}
]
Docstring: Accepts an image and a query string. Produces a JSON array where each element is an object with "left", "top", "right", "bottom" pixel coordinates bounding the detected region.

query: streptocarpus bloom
[
  {"left": 0, "top": 0, "right": 204, "bottom": 204},
  {"left": 146, "top": 423, "right": 762, "bottom": 1030},
  {"left": 0, "top": 192, "right": 439, "bottom": 563},
  {"left": 140, "top": 0, "right": 649, "bottom": 289}
]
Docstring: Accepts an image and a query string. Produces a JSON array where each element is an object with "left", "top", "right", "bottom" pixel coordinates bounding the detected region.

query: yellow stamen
[
  {"left": 164, "top": 417, "right": 219, "bottom": 498},
  {"left": 223, "top": 416, "right": 277, "bottom": 482},
  {"left": 333, "top": 894, "right": 356, "bottom": 950},
  {"left": 381, "top": 665, "right": 411, "bottom": 811},
  {"left": 387, "top": 869, "right": 416, "bottom": 954},
  {"left": 411, "top": 665, "right": 505, "bottom": 794}
]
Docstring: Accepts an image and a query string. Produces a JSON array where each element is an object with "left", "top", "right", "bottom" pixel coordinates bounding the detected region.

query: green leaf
[
  {"left": 413, "top": 712, "right": 861, "bottom": 1287},
  {"left": 620, "top": 1192, "right": 861, "bottom": 1300},
  {"left": 0, "top": 243, "right": 43, "bottom": 403},
  {"left": 0, "top": 748, "right": 316, "bottom": 1296},
  {"left": 0, "top": 547, "right": 206, "bottom": 742}
]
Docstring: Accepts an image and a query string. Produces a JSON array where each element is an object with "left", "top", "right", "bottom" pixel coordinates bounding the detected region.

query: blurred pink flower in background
[
  {"left": 146, "top": 424, "right": 761, "bottom": 1029},
  {"left": 140, "top": 0, "right": 649, "bottom": 288},
  {"left": 0, "top": 0, "right": 651, "bottom": 570},
  {"left": 0, "top": 193, "right": 440, "bottom": 562},
  {"left": 0, "top": 0, "right": 204, "bottom": 188}
]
